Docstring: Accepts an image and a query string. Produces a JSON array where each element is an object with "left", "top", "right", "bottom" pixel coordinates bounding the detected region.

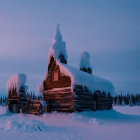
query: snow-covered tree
[
  {"left": 49, "top": 24, "right": 68, "bottom": 64},
  {"left": 7, "top": 73, "right": 28, "bottom": 96},
  {"left": 80, "top": 52, "right": 92, "bottom": 74}
]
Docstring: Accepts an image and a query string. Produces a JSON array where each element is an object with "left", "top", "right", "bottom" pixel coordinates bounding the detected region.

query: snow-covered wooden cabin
[
  {"left": 42, "top": 25, "right": 114, "bottom": 112},
  {"left": 7, "top": 74, "right": 42, "bottom": 115}
]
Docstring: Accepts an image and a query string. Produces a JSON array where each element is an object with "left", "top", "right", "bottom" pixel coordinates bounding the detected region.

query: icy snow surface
[
  {"left": 0, "top": 106, "right": 140, "bottom": 140},
  {"left": 7, "top": 73, "right": 27, "bottom": 94},
  {"left": 80, "top": 52, "right": 91, "bottom": 69},
  {"left": 49, "top": 24, "right": 68, "bottom": 62},
  {"left": 59, "top": 62, "right": 115, "bottom": 96}
]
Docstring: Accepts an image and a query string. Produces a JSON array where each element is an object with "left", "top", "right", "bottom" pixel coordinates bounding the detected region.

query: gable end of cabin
[{"left": 43, "top": 57, "right": 75, "bottom": 112}]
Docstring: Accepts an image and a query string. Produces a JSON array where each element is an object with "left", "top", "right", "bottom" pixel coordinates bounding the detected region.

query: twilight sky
[{"left": 0, "top": 0, "right": 140, "bottom": 95}]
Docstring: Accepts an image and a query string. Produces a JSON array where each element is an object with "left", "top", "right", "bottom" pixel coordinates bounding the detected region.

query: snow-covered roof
[
  {"left": 49, "top": 24, "right": 68, "bottom": 62},
  {"left": 58, "top": 61, "right": 115, "bottom": 96},
  {"left": 7, "top": 73, "right": 28, "bottom": 94}
]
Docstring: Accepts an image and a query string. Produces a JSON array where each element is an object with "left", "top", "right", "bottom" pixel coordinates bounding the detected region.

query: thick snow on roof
[
  {"left": 49, "top": 24, "right": 68, "bottom": 62},
  {"left": 58, "top": 62, "right": 115, "bottom": 96},
  {"left": 80, "top": 52, "right": 91, "bottom": 69},
  {"left": 7, "top": 73, "right": 27, "bottom": 94}
]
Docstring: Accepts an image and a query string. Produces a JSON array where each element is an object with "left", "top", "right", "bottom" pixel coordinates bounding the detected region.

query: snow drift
[{"left": 0, "top": 106, "right": 140, "bottom": 140}]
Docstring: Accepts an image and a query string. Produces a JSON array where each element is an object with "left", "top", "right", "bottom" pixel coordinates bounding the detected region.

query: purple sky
[{"left": 0, "top": 0, "right": 140, "bottom": 95}]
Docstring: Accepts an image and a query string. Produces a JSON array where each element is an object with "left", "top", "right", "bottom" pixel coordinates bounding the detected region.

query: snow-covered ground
[
  {"left": 114, "top": 106, "right": 140, "bottom": 116},
  {"left": 0, "top": 106, "right": 140, "bottom": 140}
]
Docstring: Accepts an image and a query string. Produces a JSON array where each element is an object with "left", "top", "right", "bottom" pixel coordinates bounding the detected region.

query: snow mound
[
  {"left": 7, "top": 73, "right": 27, "bottom": 94},
  {"left": 58, "top": 62, "right": 115, "bottom": 96},
  {"left": 80, "top": 52, "right": 91, "bottom": 69},
  {"left": 49, "top": 24, "right": 68, "bottom": 62}
]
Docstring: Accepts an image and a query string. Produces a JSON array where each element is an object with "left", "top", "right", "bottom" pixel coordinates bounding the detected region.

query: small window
[{"left": 53, "top": 71, "right": 59, "bottom": 81}]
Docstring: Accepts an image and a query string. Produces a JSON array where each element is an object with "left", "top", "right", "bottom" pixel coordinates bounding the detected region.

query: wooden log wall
[
  {"left": 74, "top": 85, "right": 94, "bottom": 111},
  {"left": 44, "top": 58, "right": 113, "bottom": 112},
  {"left": 74, "top": 85, "right": 113, "bottom": 111},
  {"left": 95, "top": 94, "right": 113, "bottom": 110},
  {"left": 20, "top": 92, "right": 42, "bottom": 115},
  {"left": 44, "top": 58, "right": 74, "bottom": 112},
  {"left": 44, "top": 58, "right": 72, "bottom": 91},
  {"left": 44, "top": 85, "right": 113, "bottom": 112},
  {"left": 44, "top": 87, "right": 75, "bottom": 112},
  {"left": 23, "top": 100, "right": 43, "bottom": 115},
  {"left": 8, "top": 88, "right": 43, "bottom": 115},
  {"left": 8, "top": 89, "right": 20, "bottom": 113}
]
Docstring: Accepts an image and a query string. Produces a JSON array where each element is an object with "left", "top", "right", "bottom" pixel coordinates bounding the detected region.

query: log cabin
[
  {"left": 42, "top": 25, "right": 114, "bottom": 112},
  {"left": 43, "top": 56, "right": 114, "bottom": 112}
]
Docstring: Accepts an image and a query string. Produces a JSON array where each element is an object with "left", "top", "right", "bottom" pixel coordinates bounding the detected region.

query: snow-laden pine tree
[
  {"left": 7, "top": 73, "right": 28, "bottom": 96},
  {"left": 80, "top": 52, "right": 92, "bottom": 74},
  {"left": 49, "top": 24, "right": 68, "bottom": 64}
]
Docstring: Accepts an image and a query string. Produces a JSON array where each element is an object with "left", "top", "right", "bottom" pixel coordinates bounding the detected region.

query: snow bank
[
  {"left": 113, "top": 106, "right": 140, "bottom": 116},
  {"left": 80, "top": 52, "right": 91, "bottom": 69},
  {"left": 7, "top": 73, "right": 27, "bottom": 94},
  {"left": 59, "top": 62, "right": 115, "bottom": 96},
  {"left": 49, "top": 24, "right": 68, "bottom": 62},
  {"left": 1, "top": 106, "right": 140, "bottom": 140}
]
